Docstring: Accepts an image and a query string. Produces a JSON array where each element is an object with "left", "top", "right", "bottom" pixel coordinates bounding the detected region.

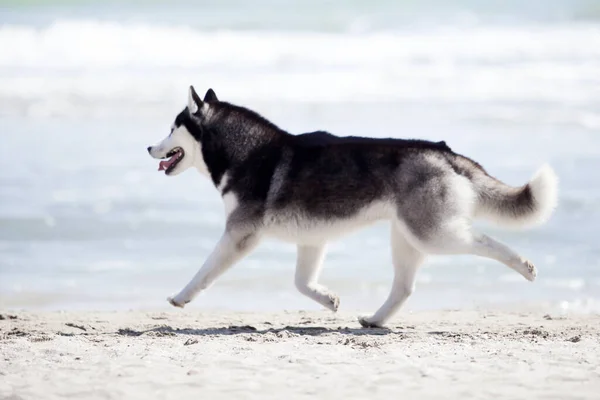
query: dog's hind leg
[
  {"left": 294, "top": 244, "right": 340, "bottom": 312},
  {"left": 420, "top": 228, "right": 537, "bottom": 282},
  {"left": 473, "top": 233, "right": 537, "bottom": 281},
  {"left": 358, "top": 224, "right": 424, "bottom": 328},
  {"left": 167, "top": 230, "right": 260, "bottom": 308}
]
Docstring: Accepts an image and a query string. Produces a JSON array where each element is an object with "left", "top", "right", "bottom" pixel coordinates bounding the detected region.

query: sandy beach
[{"left": 1, "top": 309, "right": 598, "bottom": 399}]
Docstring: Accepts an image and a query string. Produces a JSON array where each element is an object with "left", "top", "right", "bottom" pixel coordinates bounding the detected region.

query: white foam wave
[
  {"left": 0, "top": 20, "right": 599, "bottom": 115},
  {"left": 3, "top": 20, "right": 600, "bottom": 69}
]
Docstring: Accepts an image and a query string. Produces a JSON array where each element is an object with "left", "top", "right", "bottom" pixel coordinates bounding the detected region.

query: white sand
[{"left": 1, "top": 310, "right": 599, "bottom": 399}]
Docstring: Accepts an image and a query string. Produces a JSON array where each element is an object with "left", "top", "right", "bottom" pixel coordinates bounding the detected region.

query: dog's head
[{"left": 147, "top": 86, "right": 218, "bottom": 176}]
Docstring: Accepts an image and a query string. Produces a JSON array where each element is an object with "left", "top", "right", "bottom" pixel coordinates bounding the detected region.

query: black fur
[
  {"left": 175, "top": 100, "right": 457, "bottom": 222},
  {"left": 203, "top": 88, "right": 219, "bottom": 103},
  {"left": 173, "top": 91, "right": 545, "bottom": 234}
]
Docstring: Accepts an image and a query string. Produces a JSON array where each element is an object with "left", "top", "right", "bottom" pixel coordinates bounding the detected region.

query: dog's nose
[{"left": 147, "top": 146, "right": 152, "bottom": 154}]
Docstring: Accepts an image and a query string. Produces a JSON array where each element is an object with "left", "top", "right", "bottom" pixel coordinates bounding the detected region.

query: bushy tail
[{"left": 473, "top": 164, "right": 559, "bottom": 228}]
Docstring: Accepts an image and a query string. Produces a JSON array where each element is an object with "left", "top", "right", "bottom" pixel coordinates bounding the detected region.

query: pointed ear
[
  {"left": 203, "top": 88, "right": 218, "bottom": 102},
  {"left": 188, "top": 85, "right": 202, "bottom": 114}
]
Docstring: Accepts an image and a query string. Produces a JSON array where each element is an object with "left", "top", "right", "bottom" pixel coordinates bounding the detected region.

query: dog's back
[{"left": 292, "top": 130, "right": 451, "bottom": 151}]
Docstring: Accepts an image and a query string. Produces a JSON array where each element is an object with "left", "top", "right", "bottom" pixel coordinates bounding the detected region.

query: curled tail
[{"left": 471, "top": 164, "right": 559, "bottom": 228}]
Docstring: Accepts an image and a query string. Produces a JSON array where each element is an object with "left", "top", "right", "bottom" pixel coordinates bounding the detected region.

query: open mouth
[{"left": 158, "top": 147, "right": 184, "bottom": 174}]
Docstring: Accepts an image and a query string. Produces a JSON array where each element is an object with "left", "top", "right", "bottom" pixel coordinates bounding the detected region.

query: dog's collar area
[{"left": 158, "top": 147, "right": 184, "bottom": 174}]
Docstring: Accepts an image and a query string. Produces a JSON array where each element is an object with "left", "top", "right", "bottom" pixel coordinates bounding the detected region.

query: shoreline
[{"left": 1, "top": 310, "right": 599, "bottom": 399}]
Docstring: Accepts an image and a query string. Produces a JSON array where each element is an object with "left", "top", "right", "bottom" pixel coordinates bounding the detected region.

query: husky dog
[{"left": 147, "top": 86, "right": 558, "bottom": 327}]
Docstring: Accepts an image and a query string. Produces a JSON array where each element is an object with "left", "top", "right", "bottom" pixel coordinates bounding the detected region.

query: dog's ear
[
  {"left": 188, "top": 85, "right": 203, "bottom": 114},
  {"left": 203, "top": 88, "right": 218, "bottom": 102}
]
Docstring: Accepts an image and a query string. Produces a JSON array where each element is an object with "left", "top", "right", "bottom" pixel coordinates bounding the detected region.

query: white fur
[
  {"left": 187, "top": 87, "right": 199, "bottom": 114},
  {"left": 192, "top": 140, "right": 210, "bottom": 178},
  {"left": 294, "top": 244, "right": 339, "bottom": 311},
  {"left": 201, "top": 102, "right": 210, "bottom": 116},
  {"left": 522, "top": 164, "right": 559, "bottom": 226},
  {"left": 168, "top": 231, "right": 260, "bottom": 307},
  {"left": 218, "top": 174, "right": 239, "bottom": 218},
  {"left": 358, "top": 224, "right": 424, "bottom": 327},
  {"left": 149, "top": 124, "right": 209, "bottom": 177},
  {"left": 263, "top": 200, "right": 395, "bottom": 245}
]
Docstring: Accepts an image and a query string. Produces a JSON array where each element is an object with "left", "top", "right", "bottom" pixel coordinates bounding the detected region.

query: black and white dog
[{"left": 147, "top": 86, "right": 558, "bottom": 327}]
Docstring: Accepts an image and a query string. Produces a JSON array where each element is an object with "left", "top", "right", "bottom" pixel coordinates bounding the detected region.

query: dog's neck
[{"left": 196, "top": 105, "right": 287, "bottom": 188}]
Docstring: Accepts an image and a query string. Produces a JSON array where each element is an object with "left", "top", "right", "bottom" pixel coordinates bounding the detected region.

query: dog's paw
[
  {"left": 325, "top": 293, "right": 340, "bottom": 313},
  {"left": 522, "top": 259, "right": 537, "bottom": 282},
  {"left": 167, "top": 296, "right": 187, "bottom": 308},
  {"left": 358, "top": 315, "right": 385, "bottom": 329}
]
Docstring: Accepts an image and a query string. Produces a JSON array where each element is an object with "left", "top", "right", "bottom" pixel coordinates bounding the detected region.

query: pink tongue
[{"left": 158, "top": 156, "right": 177, "bottom": 171}]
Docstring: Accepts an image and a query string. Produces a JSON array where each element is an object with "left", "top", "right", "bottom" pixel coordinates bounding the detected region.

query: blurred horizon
[{"left": 2, "top": 0, "right": 600, "bottom": 22}]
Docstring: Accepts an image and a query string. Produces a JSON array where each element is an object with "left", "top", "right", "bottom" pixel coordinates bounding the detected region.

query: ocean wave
[
  {"left": 0, "top": 20, "right": 599, "bottom": 116},
  {"left": 2, "top": 20, "right": 599, "bottom": 69}
]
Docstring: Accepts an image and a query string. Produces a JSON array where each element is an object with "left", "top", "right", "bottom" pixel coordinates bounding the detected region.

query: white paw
[
  {"left": 324, "top": 293, "right": 340, "bottom": 312},
  {"left": 522, "top": 260, "right": 537, "bottom": 282},
  {"left": 358, "top": 315, "right": 385, "bottom": 328},
  {"left": 167, "top": 295, "right": 188, "bottom": 308}
]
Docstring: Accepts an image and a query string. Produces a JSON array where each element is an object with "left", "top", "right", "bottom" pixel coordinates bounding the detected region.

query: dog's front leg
[
  {"left": 295, "top": 244, "right": 340, "bottom": 312},
  {"left": 168, "top": 230, "right": 260, "bottom": 308}
]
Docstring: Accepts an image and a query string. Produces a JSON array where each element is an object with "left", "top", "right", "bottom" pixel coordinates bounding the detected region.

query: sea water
[{"left": 1, "top": 0, "right": 599, "bottom": 313}]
